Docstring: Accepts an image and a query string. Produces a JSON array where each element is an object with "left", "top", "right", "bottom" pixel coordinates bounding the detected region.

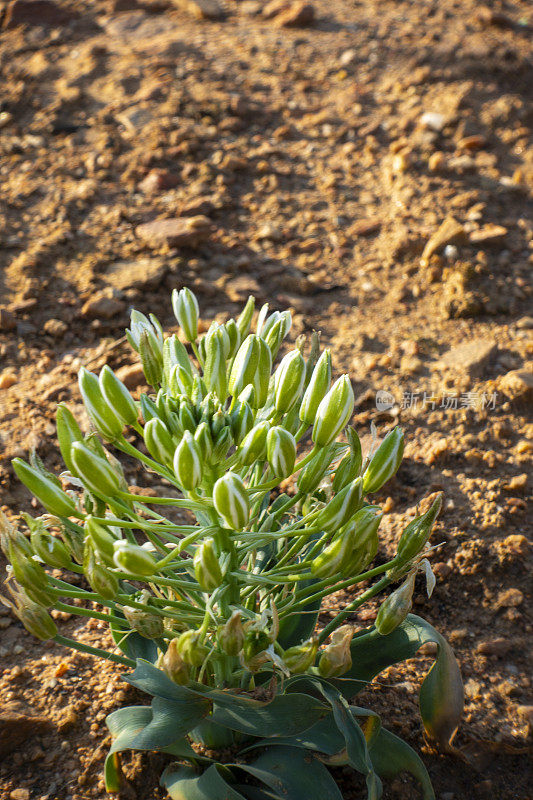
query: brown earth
[{"left": 0, "top": 0, "right": 532, "bottom": 798}]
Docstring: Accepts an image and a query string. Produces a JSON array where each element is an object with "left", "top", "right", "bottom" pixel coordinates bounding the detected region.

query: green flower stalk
[{"left": 2, "top": 288, "right": 464, "bottom": 800}]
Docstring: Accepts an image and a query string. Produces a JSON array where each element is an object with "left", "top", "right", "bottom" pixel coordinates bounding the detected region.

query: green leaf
[
  {"left": 331, "top": 614, "right": 464, "bottom": 748},
  {"left": 161, "top": 763, "right": 247, "bottom": 800},
  {"left": 125, "top": 659, "right": 208, "bottom": 703},
  {"left": 211, "top": 692, "right": 329, "bottom": 737},
  {"left": 238, "top": 746, "right": 344, "bottom": 800},
  {"left": 368, "top": 727, "right": 434, "bottom": 800}
]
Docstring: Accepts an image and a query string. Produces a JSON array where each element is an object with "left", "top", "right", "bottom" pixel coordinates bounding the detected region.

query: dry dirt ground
[{"left": 0, "top": 0, "right": 532, "bottom": 798}]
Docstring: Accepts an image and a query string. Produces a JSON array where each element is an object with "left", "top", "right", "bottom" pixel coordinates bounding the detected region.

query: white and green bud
[
  {"left": 229, "top": 400, "right": 254, "bottom": 445},
  {"left": 312, "top": 374, "right": 354, "bottom": 447},
  {"left": 126, "top": 309, "right": 163, "bottom": 353},
  {"left": 375, "top": 572, "right": 416, "bottom": 635},
  {"left": 318, "top": 625, "right": 353, "bottom": 678},
  {"left": 212, "top": 427, "right": 233, "bottom": 461},
  {"left": 99, "top": 365, "right": 138, "bottom": 427},
  {"left": 173, "top": 431, "right": 203, "bottom": 491},
  {"left": 311, "top": 529, "right": 354, "bottom": 579},
  {"left": 30, "top": 528, "right": 72, "bottom": 569},
  {"left": 228, "top": 334, "right": 272, "bottom": 408},
  {"left": 56, "top": 404, "right": 84, "bottom": 475},
  {"left": 283, "top": 637, "right": 318, "bottom": 674},
  {"left": 70, "top": 442, "right": 121, "bottom": 498},
  {"left": 122, "top": 604, "right": 164, "bottom": 639},
  {"left": 236, "top": 295, "right": 255, "bottom": 339},
  {"left": 363, "top": 427, "right": 404, "bottom": 494},
  {"left": 176, "top": 630, "right": 209, "bottom": 667},
  {"left": 193, "top": 538, "right": 223, "bottom": 592},
  {"left": 12, "top": 459, "right": 79, "bottom": 518},
  {"left": 217, "top": 611, "right": 245, "bottom": 656},
  {"left": 299, "top": 349, "right": 332, "bottom": 426},
  {"left": 9, "top": 543, "right": 49, "bottom": 591},
  {"left": 224, "top": 318, "right": 241, "bottom": 358},
  {"left": 169, "top": 364, "right": 194, "bottom": 397},
  {"left": 194, "top": 422, "right": 213, "bottom": 463},
  {"left": 203, "top": 329, "right": 228, "bottom": 401},
  {"left": 18, "top": 601, "right": 58, "bottom": 640},
  {"left": 397, "top": 494, "right": 442, "bottom": 564},
  {"left": 139, "top": 329, "right": 163, "bottom": 387},
  {"left": 297, "top": 445, "right": 335, "bottom": 495},
  {"left": 113, "top": 540, "right": 157, "bottom": 576},
  {"left": 78, "top": 367, "right": 123, "bottom": 441},
  {"left": 313, "top": 477, "right": 363, "bottom": 533},
  {"left": 144, "top": 418, "right": 175, "bottom": 467},
  {"left": 85, "top": 517, "right": 117, "bottom": 566},
  {"left": 213, "top": 473, "right": 250, "bottom": 530},
  {"left": 238, "top": 421, "right": 269, "bottom": 465},
  {"left": 159, "top": 638, "right": 189, "bottom": 684},
  {"left": 266, "top": 426, "right": 296, "bottom": 479},
  {"left": 332, "top": 427, "right": 363, "bottom": 492},
  {"left": 164, "top": 334, "right": 193, "bottom": 379},
  {"left": 172, "top": 287, "right": 199, "bottom": 343},
  {"left": 86, "top": 551, "right": 119, "bottom": 600},
  {"left": 274, "top": 350, "right": 306, "bottom": 413},
  {"left": 263, "top": 313, "right": 291, "bottom": 359}
]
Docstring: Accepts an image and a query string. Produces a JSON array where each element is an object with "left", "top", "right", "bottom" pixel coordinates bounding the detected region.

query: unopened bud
[
  {"left": 213, "top": 473, "right": 250, "bottom": 530},
  {"left": 332, "top": 427, "right": 363, "bottom": 492},
  {"left": 312, "top": 375, "right": 354, "bottom": 447},
  {"left": 238, "top": 421, "right": 269, "bottom": 466},
  {"left": 9, "top": 545, "right": 49, "bottom": 591},
  {"left": 70, "top": 442, "right": 120, "bottom": 498},
  {"left": 56, "top": 404, "right": 84, "bottom": 475},
  {"left": 159, "top": 638, "right": 189, "bottom": 684},
  {"left": 397, "top": 494, "right": 442, "bottom": 564},
  {"left": 266, "top": 426, "right": 296, "bottom": 479},
  {"left": 12, "top": 458, "right": 79, "bottom": 518},
  {"left": 242, "top": 629, "right": 271, "bottom": 664},
  {"left": 217, "top": 611, "right": 245, "bottom": 656},
  {"left": 313, "top": 478, "right": 363, "bottom": 533},
  {"left": 164, "top": 334, "right": 193, "bottom": 381},
  {"left": 86, "top": 552, "right": 119, "bottom": 600},
  {"left": 203, "top": 329, "right": 228, "bottom": 401},
  {"left": 144, "top": 418, "right": 175, "bottom": 467},
  {"left": 30, "top": 529, "right": 72, "bottom": 569},
  {"left": 194, "top": 422, "right": 213, "bottom": 463},
  {"left": 173, "top": 431, "right": 203, "bottom": 491},
  {"left": 212, "top": 426, "right": 233, "bottom": 461},
  {"left": 318, "top": 625, "right": 353, "bottom": 678},
  {"left": 362, "top": 427, "right": 404, "bottom": 494},
  {"left": 194, "top": 538, "right": 223, "bottom": 592},
  {"left": 113, "top": 540, "right": 157, "bottom": 576},
  {"left": 18, "top": 603, "right": 57, "bottom": 640},
  {"left": 85, "top": 517, "right": 117, "bottom": 566},
  {"left": 78, "top": 367, "right": 123, "bottom": 441},
  {"left": 375, "top": 573, "right": 416, "bottom": 635},
  {"left": 176, "top": 630, "right": 209, "bottom": 667},
  {"left": 274, "top": 350, "right": 306, "bottom": 414},
  {"left": 123, "top": 605, "right": 164, "bottom": 639},
  {"left": 297, "top": 445, "right": 335, "bottom": 495},
  {"left": 228, "top": 334, "right": 272, "bottom": 408},
  {"left": 311, "top": 529, "right": 354, "bottom": 579},
  {"left": 229, "top": 400, "right": 254, "bottom": 445},
  {"left": 263, "top": 312, "right": 291, "bottom": 359},
  {"left": 224, "top": 319, "right": 241, "bottom": 358},
  {"left": 236, "top": 295, "right": 255, "bottom": 340},
  {"left": 172, "top": 288, "right": 199, "bottom": 343},
  {"left": 283, "top": 637, "right": 318, "bottom": 674},
  {"left": 139, "top": 329, "right": 163, "bottom": 387},
  {"left": 99, "top": 365, "right": 138, "bottom": 427},
  {"left": 299, "top": 350, "right": 332, "bottom": 426}
]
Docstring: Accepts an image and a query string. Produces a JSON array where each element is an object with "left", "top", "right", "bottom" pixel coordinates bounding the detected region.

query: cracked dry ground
[{"left": 0, "top": 0, "right": 532, "bottom": 798}]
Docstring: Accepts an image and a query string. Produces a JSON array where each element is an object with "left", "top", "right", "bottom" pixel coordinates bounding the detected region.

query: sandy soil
[{"left": 0, "top": 0, "right": 531, "bottom": 798}]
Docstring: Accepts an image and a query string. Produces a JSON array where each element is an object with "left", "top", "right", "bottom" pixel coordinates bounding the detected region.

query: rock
[
  {"left": 116, "top": 363, "right": 146, "bottom": 390},
  {"left": 419, "top": 111, "right": 447, "bottom": 132},
  {"left": 9, "top": 790, "right": 30, "bottom": 800},
  {"left": 43, "top": 318, "right": 67, "bottom": 338},
  {"left": 136, "top": 216, "right": 212, "bottom": 248},
  {"left": 459, "top": 135, "right": 487, "bottom": 152},
  {"left": 0, "top": 703, "right": 52, "bottom": 757},
  {"left": 3, "top": 0, "right": 75, "bottom": 28},
  {"left": 105, "top": 258, "right": 167, "bottom": 292},
  {"left": 498, "top": 366, "right": 533, "bottom": 404},
  {"left": 469, "top": 224, "right": 507, "bottom": 244},
  {"left": 179, "top": 196, "right": 216, "bottom": 217},
  {"left": 171, "top": 0, "right": 225, "bottom": 20},
  {"left": 225, "top": 276, "right": 262, "bottom": 302},
  {"left": 421, "top": 217, "right": 466, "bottom": 266},
  {"left": 432, "top": 562, "right": 452, "bottom": 579},
  {"left": 0, "top": 307, "right": 16, "bottom": 332},
  {"left": 502, "top": 473, "right": 528, "bottom": 492},
  {"left": 436, "top": 338, "right": 496, "bottom": 377},
  {"left": 263, "top": 0, "right": 290, "bottom": 18},
  {"left": 476, "top": 638, "right": 512, "bottom": 657},
  {"left": 501, "top": 534, "right": 529, "bottom": 556},
  {"left": 516, "top": 316, "right": 533, "bottom": 329},
  {"left": 81, "top": 293, "right": 126, "bottom": 320},
  {"left": 274, "top": 1, "right": 315, "bottom": 26},
  {"left": 339, "top": 48, "right": 357, "bottom": 67},
  {"left": 348, "top": 219, "right": 382, "bottom": 237},
  {"left": 138, "top": 169, "right": 180, "bottom": 194},
  {"left": 0, "top": 372, "right": 18, "bottom": 389},
  {"left": 495, "top": 588, "right": 523, "bottom": 609}
]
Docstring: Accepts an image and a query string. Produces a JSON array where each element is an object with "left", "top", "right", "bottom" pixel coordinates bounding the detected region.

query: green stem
[
  {"left": 318, "top": 575, "right": 391, "bottom": 644},
  {"left": 53, "top": 634, "right": 135, "bottom": 667}
]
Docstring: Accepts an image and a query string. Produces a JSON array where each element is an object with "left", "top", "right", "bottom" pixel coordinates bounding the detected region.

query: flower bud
[
  {"left": 139, "top": 329, "right": 163, "bottom": 386},
  {"left": 140, "top": 393, "right": 159, "bottom": 423},
  {"left": 126, "top": 309, "right": 163, "bottom": 353},
  {"left": 229, "top": 400, "right": 254, "bottom": 445},
  {"left": 342, "top": 506, "right": 382, "bottom": 576},
  {"left": 213, "top": 473, "right": 250, "bottom": 530},
  {"left": 311, "top": 529, "right": 354, "bottom": 579},
  {"left": 263, "top": 313, "right": 291, "bottom": 359},
  {"left": 312, "top": 375, "right": 354, "bottom": 447},
  {"left": 363, "top": 427, "right": 404, "bottom": 494},
  {"left": 78, "top": 367, "right": 123, "bottom": 441},
  {"left": 238, "top": 421, "right": 269, "bottom": 466},
  {"left": 9, "top": 545, "right": 49, "bottom": 590},
  {"left": 228, "top": 335, "right": 272, "bottom": 408},
  {"left": 191, "top": 374, "right": 207, "bottom": 405},
  {"left": 70, "top": 442, "right": 121, "bottom": 498},
  {"left": 274, "top": 350, "right": 306, "bottom": 414},
  {"left": 144, "top": 418, "right": 175, "bottom": 467},
  {"left": 242, "top": 629, "right": 271, "bottom": 664},
  {"left": 217, "top": 611, "right": 245, "bottom": 656},
  {"left": 179, "top": 402, "right": 197, "bottom": 434},
  {"left": 113, "top": 540, "right": 157, "bottom": 576},
  {"left": 194, "top": 422, "right": 213, "bottom": 463},
  {"left": 18, "top": 602, "right": 58, "bottom": 640},
  {"left": 236, "top": 295, "right": 255, "bottom": 340},
  {"left": 266, "top": 426, "right": 296, "bottom": 479},
  {"left": 332, "top": 427, "right": 363, "bottom": 492},
  {"left": 30, "top": 529, "right": 72, "bottom": 569},
  {"left": 86, "top": 552, "right": 119, "bottom": 600},
  {"left": 318, "top": 625, "right": 353, "bottom": 678},
  {"left": 86, "top": 517, "right": 118, "bottom": 567},
  {"left": 56, "top": 404, "right": 84, "bottom": 475},
  {"left": 99, "top": 365, "right": 138, "bottom": 427},
  {"left": 283, "top": 637, "right": 318, "bottom": 674},
  {"left": 122, "top": 605, "right": 164, "bottom": 639},
  {"left": 169, "top": 364, "right": 194, "bottom": 397},
  {"left": 396, "top": 494, "right": 442, "bottom": 564},
  {"left": 172, "top": 287, "right": 199, "bottom": 342},
  {"left": 164, "top": 334, "right": 194, "bottom": 378},
  {"left": 297, "top": 445, "right": 335, "bottom": 495},
  {"left": 176, "top": 630, "right": 209, "bottom": 667},
  {"left": 375, "top": 573, "right": 416, "bottom": 635},
  {"left": 224, "top": 319, "right": 241, "bottom": 358},
  {"left": 313, "top": 478, "right": 363, "bottom": 533},
  {"left": 12, "top": 459, "right": 79, "bottom": 518},
  {"left": 299, "top": 350, "right": 332, "bottom": 426},
  {"left": 193, "top": 538, "right": 223, "bottom": 592},
  {"left": 159, "top": 638, "right": 189, "bottom": 684},
  {"left": 203, "top": 329, "right": 228, "bottom": 401},
  {"left": 212, "top": 427, "right": 233, "bottom": 461},
  {"left": 173, "top": 431, "right": 203, "bottom": 491}
]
